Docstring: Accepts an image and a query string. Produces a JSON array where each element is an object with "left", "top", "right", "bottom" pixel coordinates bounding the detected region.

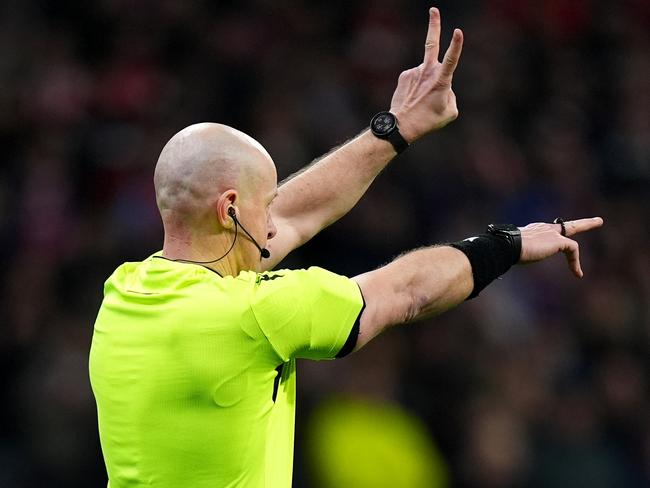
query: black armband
[{"left": 449, "top": 224, "right": 521, "bottom": 299}]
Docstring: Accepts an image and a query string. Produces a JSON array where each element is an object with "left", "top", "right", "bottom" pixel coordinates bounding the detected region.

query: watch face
[{"left": 372, "top": 112, "right": 396, "bottom": 136}]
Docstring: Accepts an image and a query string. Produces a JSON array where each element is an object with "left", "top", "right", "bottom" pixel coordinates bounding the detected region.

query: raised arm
[
  {"left": 263, "top": 8, "right": 463, "bottom": 270},
  {"left": 351, "top": 218, "right": 604, "bottom": 351}
]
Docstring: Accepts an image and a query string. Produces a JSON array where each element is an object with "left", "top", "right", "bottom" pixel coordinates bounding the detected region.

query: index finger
[
  {"left": 563, "top": 217, "right": 604, "bottom": 237},
  {"left": 423, "top": 7, "right": 441, "bottom": 67},
  {"left": 438, "top": 28, "right": 464, "bottom": 86}
]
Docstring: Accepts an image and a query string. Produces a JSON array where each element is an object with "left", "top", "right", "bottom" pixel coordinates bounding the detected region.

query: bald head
[{"left": 154, "top": 123, "right": 275, "bottom": 228}]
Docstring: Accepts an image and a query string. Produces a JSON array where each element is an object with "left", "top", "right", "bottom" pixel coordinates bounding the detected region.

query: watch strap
[
  {"left": 386, "top": 129, "right": 409, "bottom": 154},
  {"left": 486, "top": 223, "right": 522, "bottom": 264}
]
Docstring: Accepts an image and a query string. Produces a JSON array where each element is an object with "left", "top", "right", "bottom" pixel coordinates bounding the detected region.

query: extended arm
[
  {"left": 351, "top": 218, "right": 604, "bottom": 351},
  {"left": 263, "top": 8, "right": 463, "bottom": 270},
  {"left": 264, "top": 131, "right": 394, "bottom": 269}
]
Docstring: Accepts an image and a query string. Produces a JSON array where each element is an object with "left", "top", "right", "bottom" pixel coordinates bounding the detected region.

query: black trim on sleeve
[{"left": 335, "top": 286, "right": 366, "bottom": 358}]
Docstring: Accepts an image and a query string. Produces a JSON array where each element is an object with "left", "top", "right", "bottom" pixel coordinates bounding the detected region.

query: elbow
[
  {"left": 402, "top": 270, "right": 448, "bottom": 322},
  {"left": 402, "top": 288, "right": 429, "bottom": 323}
]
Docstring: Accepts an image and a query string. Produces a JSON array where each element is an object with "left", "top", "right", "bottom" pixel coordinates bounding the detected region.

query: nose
[{"left": 267, "top": 214, "right": 277, "bottom": 240}]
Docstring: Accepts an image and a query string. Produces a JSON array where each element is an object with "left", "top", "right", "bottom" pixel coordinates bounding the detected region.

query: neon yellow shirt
[{"left": 89, "top": 253, "right": 363, "bottom": 488}]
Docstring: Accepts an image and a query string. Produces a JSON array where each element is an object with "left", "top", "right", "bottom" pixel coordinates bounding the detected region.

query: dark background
[{"left": 0, "top": 0, "right": 648, "bottom": 486}]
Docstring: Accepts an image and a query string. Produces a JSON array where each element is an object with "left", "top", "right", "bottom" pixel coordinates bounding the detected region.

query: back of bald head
[{"left": 154, "top": 123, "right": 271, "bottom": 228}]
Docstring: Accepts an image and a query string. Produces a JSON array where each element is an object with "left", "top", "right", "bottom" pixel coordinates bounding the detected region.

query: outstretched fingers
[
  {"left": 562, "top": 217, "right": 604, "bottom": 237},
  {"left": 558, "top": 217, "right": 603, "bottom": 277},
  {"left": 438, "top": 29, "right": 464, "bottom": 86},
  {"left": 423, "top": 7, "right": 441, "bottom": 67}
]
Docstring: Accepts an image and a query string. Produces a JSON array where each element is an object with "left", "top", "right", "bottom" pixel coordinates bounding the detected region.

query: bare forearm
[
  {"left": 266, "top": 8, "right": 465, "bottom": 268},
  {"left": 353, "top": 246, "right": 473, "bottom": 350},
  {"left": 352, "top": 217, "right": 604, "bottom": 351},
  {"left": 397, "top": 246, "right": 473, "bottom": 320},
  {"left": 274, "top": 130, "right": 396, "bottom": 245}
]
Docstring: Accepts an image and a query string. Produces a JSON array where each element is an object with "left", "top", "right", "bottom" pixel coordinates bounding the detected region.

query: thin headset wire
[
  {"left": 170, "top": 220, "right": 239, "bottom": 265},
  {"left": 235, "top": 216, "right": 265, "bottom": 253}
]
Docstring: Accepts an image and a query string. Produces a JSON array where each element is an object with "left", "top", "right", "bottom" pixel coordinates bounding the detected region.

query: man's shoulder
[
  {"left": 255, "top": 266, "right": 344, "bottom": 282},
  {"left": 250, "top": 267, "right": 359, "bottom": 307},
  {"left": 252, "top": 267, "right": 342, "bottom": 291}
]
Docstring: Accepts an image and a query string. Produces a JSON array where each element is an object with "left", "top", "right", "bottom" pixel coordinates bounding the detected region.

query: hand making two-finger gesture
[
  {"left": 390, "top": 8, "right": 464, "bottom": 142},
  {"left": 519, "top": 217, "right": 604, "bottom": 278}
]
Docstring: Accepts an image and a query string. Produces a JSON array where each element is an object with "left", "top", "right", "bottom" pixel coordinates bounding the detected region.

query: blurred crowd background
[{"left": 1, "top": 0, "right": 648, "bottom": 487}]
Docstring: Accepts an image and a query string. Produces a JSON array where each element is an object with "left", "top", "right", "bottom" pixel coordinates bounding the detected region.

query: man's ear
[{"left": 216, "top": 190, "right": 238, "bottom": 228}]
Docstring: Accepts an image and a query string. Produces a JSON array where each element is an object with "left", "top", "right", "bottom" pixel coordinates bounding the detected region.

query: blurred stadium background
[{"left": 1, "top": 1, "right": 648, "bottom": 487}]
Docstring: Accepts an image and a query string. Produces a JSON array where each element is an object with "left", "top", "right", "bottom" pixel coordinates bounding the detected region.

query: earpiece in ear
[{"left": 224, "top": 206, "right": 271, "bottom": 259}]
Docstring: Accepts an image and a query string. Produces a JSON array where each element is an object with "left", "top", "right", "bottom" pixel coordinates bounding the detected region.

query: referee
[{"left": 89, "top": 8, "right": 603, "bottom": 488}]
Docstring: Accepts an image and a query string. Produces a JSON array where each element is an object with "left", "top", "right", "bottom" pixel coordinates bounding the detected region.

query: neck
[{"left": 162, "top": 231, "right": 240, "bottom": 277}]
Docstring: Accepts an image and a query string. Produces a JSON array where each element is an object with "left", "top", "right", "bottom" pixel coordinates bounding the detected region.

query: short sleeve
[{"left": 250, "top": 267, "right": 364, "bottom": 361}]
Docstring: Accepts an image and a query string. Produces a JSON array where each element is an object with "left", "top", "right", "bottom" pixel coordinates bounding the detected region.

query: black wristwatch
[
  {"left": 370, "top": 111, "right": 409, "bottom": 154},
  {"left": 486, "top": 223, "right": 522, "bottom": 264}
]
